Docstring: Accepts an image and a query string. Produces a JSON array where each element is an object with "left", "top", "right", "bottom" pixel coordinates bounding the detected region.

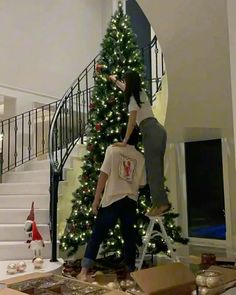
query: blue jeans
[{"left": 81, "top": 197, "right": 137, "bottom": 271}]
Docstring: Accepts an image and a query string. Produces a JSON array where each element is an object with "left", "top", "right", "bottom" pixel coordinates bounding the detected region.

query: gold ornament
[
  {"left": 33, "top": 257, "right": 44, "bottom": 269},
  {"left": 16, "top": 261, "right": 27, "bottom": 272},
  {"left": 7, "top": 263, "right": 17, "bottom": 275},
  {"left": 125, "top": 280, "right": 135, "bottom": 288},
  {"left": 196, "top": 274, "right": 207, "bottom": 287},
  {"left": 107, "top": 282, "right": 119, "bottom": 289}
]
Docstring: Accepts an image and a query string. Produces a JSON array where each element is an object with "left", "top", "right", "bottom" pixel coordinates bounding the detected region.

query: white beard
[
  {"left": 24, "top": 221, "right": 33, "bottom": 232},
  {"left": 30, "top": 240, "right": 44, "bottom": 251}
]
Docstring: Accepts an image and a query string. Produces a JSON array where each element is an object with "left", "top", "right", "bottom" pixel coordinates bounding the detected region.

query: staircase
[
  {"left": 0, "top": 35, "right": 163, "bottom": 262},
  {"left": 0, "top": 158, "right": 51, "bottom": 261}
]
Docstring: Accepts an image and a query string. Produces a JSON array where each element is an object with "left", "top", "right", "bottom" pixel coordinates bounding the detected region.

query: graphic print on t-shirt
[{"left": 119, "top": 154, "right": 136, "bottom": 182}]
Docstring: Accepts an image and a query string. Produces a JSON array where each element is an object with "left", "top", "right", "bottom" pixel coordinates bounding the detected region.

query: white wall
[
  {"left": 227, "top": 0, "right": 236, "bottom": 168},
  {"left": 138, "top": 0, "right": 233, "bottom": 142},
  {"left": 137, "top": 0, "right": 236, "bottom": 247},
  {"left": 0, "top": 0, "right": 104, "bottom": 103}
]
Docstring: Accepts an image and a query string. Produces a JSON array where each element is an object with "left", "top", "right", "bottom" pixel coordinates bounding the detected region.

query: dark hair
[
  {"left": 120, "top": 125, "right": 140, "bottom": 146},
  {"left": 124, "top": 71, "right": 142, "bottom": 107}
]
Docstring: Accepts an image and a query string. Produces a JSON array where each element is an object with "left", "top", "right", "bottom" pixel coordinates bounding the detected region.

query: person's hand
[
  {"left": 109, "top": 75, "right": 118, "bottom": 82},
  {"left": 92, "top": 200, "right": 100, "bottom": 215},
  {"left": 113, "top": 142, "right": 127, "bottom": 147}
]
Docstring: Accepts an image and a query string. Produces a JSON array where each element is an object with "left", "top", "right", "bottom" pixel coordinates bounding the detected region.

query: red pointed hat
[
  {"left": 27, "top": 202, "right": 35, "bottom": 221},
  {"left": 32, "top": 221, "right": 43, "bottom": 241}
]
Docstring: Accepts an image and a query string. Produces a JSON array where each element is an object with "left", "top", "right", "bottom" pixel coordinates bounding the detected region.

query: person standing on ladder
[{"left": 109, "top": 71, "right": 171, "bottom": 217}]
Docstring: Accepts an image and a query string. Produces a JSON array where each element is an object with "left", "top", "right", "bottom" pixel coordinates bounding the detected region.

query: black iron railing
[
  {"left": 48, "top": 36, "right": 165, "bottom": 261},
  {"left": 0, "top": 101, "right": 59, "bottom": 176}
]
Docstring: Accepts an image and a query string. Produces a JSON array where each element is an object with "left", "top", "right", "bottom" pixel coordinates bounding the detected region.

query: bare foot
[
  {"left": 77, "top": 272, "right": 88, "bottom": 282},
  {"left": 146, "top": 204, "right": 171, "bottom": 217}
]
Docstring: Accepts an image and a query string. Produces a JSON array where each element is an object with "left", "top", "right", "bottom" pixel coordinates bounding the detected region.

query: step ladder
[{"left": 136, "top": 215, "right": 179, "bottom": 270}]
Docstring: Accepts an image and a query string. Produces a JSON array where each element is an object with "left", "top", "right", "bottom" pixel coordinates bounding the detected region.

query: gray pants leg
[{"left": 140, "top": 118, "right": 168, "bottom": 207}]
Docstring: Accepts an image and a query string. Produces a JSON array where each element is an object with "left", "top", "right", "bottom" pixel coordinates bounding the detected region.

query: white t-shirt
[
  {"left": 128, "top": 91, "right": 154, "bottom": 125},
  {"left": 100, "top": 145, "right": 146, "bottom": 208}
]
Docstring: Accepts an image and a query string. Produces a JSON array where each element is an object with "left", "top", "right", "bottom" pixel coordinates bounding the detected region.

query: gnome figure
[
  {"left": 28, "top": 221, "right": 45, "bottom": 261},
  {"left": 24, "top": 202, "right": 35, "bottom": 243}
]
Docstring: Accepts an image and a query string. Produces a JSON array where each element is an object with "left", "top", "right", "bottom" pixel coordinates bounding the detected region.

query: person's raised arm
[
  {"left": 113, "top": 110, "right": 137, "bottom": 147},
  {"left": 109, "top": 75, "right": 125, "bottom": 92},
  {"left": 123, "top": 111, "right": 137, "bottom": 143}
]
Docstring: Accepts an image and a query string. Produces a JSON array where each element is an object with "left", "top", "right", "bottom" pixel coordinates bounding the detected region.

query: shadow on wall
[{"left": 152, "top": 74, "right": 168, "bottom": 126}]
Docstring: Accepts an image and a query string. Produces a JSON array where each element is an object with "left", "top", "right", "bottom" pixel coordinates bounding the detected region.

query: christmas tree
[{"left": 61, "top": 2, "right": 188, "bottom": 258}]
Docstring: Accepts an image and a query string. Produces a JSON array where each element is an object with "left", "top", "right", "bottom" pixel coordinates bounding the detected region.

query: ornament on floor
[
  {"left": 33, "top": 257, "right": 44, "bottom": 269},
  {"left": 195, "top": 270, "right": 224, "bottom": 294},
  {"left": 16, "top": 261, "right": 27, "bottom": 272},
  {"left": 119, "top": 279, "right": 135, "bottom": 289},
  {"left": 6, "top": 263, "right": 17, "bottom": 275},
  {"left": 106, "top": 281, "right": 119, "bottom": 289},
  {"left": 24, "top": 201, "right": 35, "bottom": 243},
  {"left": 28, "top": 221, "right": 45, "bottom": 261}
]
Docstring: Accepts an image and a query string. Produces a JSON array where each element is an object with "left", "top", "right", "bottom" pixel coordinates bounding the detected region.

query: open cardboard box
[
  {"left": 131, "top": 262, "right": 196, "bottom": 295},
  {"left": 130, "top": 263, "right": 236, "bottom": 295},
  {"left": 0, "top": 272, "right": 127, "bottom": 295}
]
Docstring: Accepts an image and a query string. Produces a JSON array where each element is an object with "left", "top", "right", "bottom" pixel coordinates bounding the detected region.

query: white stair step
[
  {"left": 0, "top": 224, "right": 50, "bottom": 241},
  {"left": 23, "top": 159, "right": 50, "bottom": 171},
  {"left": 0, "top": 259, "right": 63, "bottom": 281},
  {"left": 2, "top": 170, "right": 50, "bottom": 183},
  {"left": 0, "top": 209, "right": 49, "bottom": 224},
  {"left": 0, "top": 241, "right": 54, "bottom": 261},
  {"left": 0, "top": 183, "right": 49, "bottom": 195},
  {"left": 0, "top": 195, "right": 49, "bottom": 209}
]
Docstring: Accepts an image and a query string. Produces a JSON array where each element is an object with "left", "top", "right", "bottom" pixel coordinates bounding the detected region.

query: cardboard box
[
  {"left": 131, "top": 262, "right": 196, "bottom": 295},
  {"left": 0, "top": 273, "right": 52, "bottom": 286},
  {"left": 0, "top": 272, "right": 127, "bottom": 295},
  {"left": 0, "top": 289, "right": 25, "bottom": 295}
]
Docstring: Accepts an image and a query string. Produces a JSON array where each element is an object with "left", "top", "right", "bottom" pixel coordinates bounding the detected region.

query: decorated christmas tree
[{"left": 61, "top": 2, "right": 188, "bottom": 258}]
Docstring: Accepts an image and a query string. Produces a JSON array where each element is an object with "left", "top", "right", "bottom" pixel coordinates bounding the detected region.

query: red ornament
[
  {"left": 83, "top": 175, "right": 89, "bottom": 181},
  {"left": 89, "top": 103, "right": 95, "bottom": 110},
  {"left": 108, "top": 96, "right": 116, "bottom": 104},
  {"left": 95, "top": 63, "right": 104, "bottom": 73},
  {"left": 95, "top": 123, "right": 102, "bottom": 131},
  {"left": 87, "top": 144, "right": 94, "bottom": 151}
]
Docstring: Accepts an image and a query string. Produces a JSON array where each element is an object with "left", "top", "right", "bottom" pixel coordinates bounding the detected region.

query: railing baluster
[
  {"left": 161, "top": 52, "right": 164, "bottom": 76},
  {"left": 71, "top": 92, "right": 75, "bottom": 141},
  {"left": 28, "top": 112, "right": 31, "bottom": 161},
  {"left": 69, "top": 91, "right": 72, "bottom": 143},
  {"left": 76, "top": 92, "right": 79, "bottom": 139},
  {"left": 155, "top": 41, "right": 159, "bottom": 92},
  {"left": 8, "top": 119, "right": 10, "bottom": 171},
  {"left": 59, "top": 105, "right": 63, "bottom": 164},
  {"left": 55, "top": 121, "right": 58, "bottom": 165},
  {"left": 14, "top": 117, "right": 17, "bottom": 167},
  {"left": 85, "top": 69, "right": 88, "bottom": 129},
  {"left": 65, "top": 99, "right": 68, "bottom": 149},
  {"left": 35, "top": 109, "right": 38, "bottom": 157},
  {"left": 82, "top": 91, "right": 85, "bottom": 136},
  {"left": 1, "top": 121, "right": 4, "bottom": 176},
  {"left": 22, "top": 114, "right": 24, "bottom": 164},
  {"left": 42, "top": 106, "right": 45, "bottom": 155}
]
